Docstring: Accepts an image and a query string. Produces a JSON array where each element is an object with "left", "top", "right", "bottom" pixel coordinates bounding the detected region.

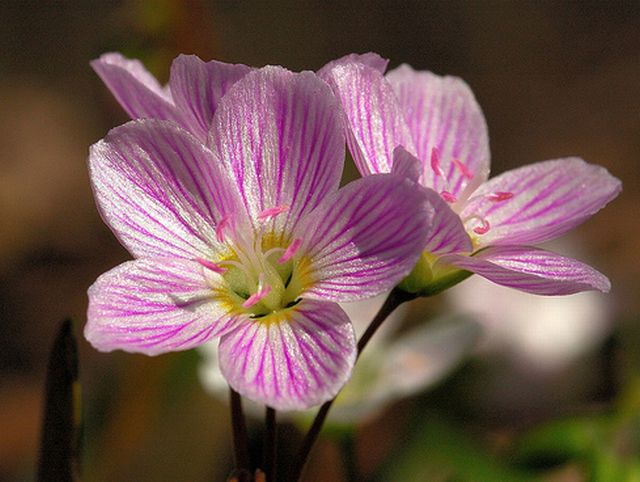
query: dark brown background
[{"left": 1, "top": 1, "right": 638, "bottom": 480}]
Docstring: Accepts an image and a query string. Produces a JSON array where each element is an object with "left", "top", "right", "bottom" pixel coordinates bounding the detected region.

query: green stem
[
  {"left": 229, "top": 388, "right": 250, "bottom": 474},
  {"left": 37, "top": 319, "right": 81, "bottom": 482},
  {"left": 263, "top": 407, "right": 277, "bottom": 481},
  {"left": 339, "top": 431, "right": 358, "bottom": 482}
]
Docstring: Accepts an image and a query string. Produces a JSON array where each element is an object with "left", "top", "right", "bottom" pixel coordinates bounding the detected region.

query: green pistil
[{"left": 223, "top": 253, "right": 303, "bottom": 318}]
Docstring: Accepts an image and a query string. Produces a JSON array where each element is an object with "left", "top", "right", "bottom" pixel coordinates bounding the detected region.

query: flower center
[{"left": 199, "top": 206, "right": 306, "bottom": 318}]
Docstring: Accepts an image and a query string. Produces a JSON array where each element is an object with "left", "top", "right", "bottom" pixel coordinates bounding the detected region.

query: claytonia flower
[
  {"left": 92, "top": 52, "right": 251, "bottom": 141},
  {"left": 86, "top": 65, "right": 434, "bottom": 410},
  {"left": 320, "top": 54, "right": 622, "bottom": 296},
  {"left": 199, "top": 294, "right": 481, "bottom": 424}
]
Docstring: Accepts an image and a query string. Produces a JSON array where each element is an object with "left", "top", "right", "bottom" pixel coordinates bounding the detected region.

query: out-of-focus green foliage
[{"left": 381, "top": 414, "right": 534, "bottom": 482}]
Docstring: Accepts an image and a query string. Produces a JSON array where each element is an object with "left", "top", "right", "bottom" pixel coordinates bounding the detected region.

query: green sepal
[{"left": 398, "top": 252, "right": 472, "bottom": 297}]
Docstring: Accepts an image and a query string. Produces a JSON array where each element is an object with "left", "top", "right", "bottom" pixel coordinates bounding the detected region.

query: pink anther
[
  {"left": 278, "top": 238, "right": 302, "bottom": 264},
  {"left": 440, "top": 191, "right": 457, "bottom": 203},
  {"left": 430, "top": 147, "right": 444, "bottom": 177},
  {"left": 258, "top": 204, "right": 289, "bottom": 220},
  {"left": 452, "top": 158, "right": 474, "bottom": 179},
  {"left": 473, "top": 219, "right": 491, "bottom": 235},
  {"left": 242, "top": 283, "right": 272, "bottom": 308},
  {"left": 196, "top": 258, "right": 227, "bottom": 274},
  {"left": 487, "top": 191, "right": 514, "bottom": 202},
  {"left": 215, "top": 216, "right": 231, "bottom": 243}
]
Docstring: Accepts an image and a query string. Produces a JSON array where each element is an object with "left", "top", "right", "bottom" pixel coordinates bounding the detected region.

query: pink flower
[
  {"left": 86, "top": 64, "right": 435, "bottom": 410},
  {"left": 320, "top": 54, "right": 622, "bottom": 296}
]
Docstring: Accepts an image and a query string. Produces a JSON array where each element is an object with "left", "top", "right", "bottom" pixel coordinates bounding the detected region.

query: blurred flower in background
[
  {"left": 200, "top": 293, "right": 482, "bottom": 425},
  {"left": 447, "top": 241, "right": 612, "bottom": 371}
]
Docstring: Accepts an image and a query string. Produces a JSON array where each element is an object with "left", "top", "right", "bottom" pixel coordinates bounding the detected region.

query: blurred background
[{"left": 1, "top": 1, "right": 638, "bottom": 480}]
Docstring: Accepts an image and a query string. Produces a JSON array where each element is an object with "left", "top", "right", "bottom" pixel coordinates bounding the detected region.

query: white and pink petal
[
  {"left": 294, "top": 174, "right": 433, "bottom": 302},
  {"left": 440, "top": 246, "right": 611, "bottom": 295},
  {"left": 210, "top": 66, "right": 345, "bottom": 236},
  {"left": 86, "top": 258, "right": 241, "bottom": 355},
  {"left": 89, "top": 120, "right": 242, "bottom": 259},
  {"left": 391, "top": 146, "right": 422, "bottom": 182},
  {"left": 423, "top": 188, "right": 473, "bottom": 255},
  {"left": 169, "top": 55, "right": 251, "bottom": 140},
  {"left": 462, "top": 158, "right": 622, "bottom": 246},
  {"left": 318, "top": 52, "right": 389, "bottom": 77},
  {"left": 386, "top": 65, "right": 490, "bottom": 197},
  {"left": 91, "top": 53, "right": 184, "bottom": 125},
  {"left": 393, "top": 148, "right": 473, "bottom": 255},
  {"left": 218, "top": 299, "right": 356, "bottom": 411},
  {"left": 320, "top": 61, "right": 415, "bottom": 176}
]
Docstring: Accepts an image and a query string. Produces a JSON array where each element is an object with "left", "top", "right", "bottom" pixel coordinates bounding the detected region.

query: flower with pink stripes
[
  {"left": 85, "top": 65, "right": 434, "bottom": 410},
  {"left": 320, "top": 54, "right": 621, "bottom": 296}
]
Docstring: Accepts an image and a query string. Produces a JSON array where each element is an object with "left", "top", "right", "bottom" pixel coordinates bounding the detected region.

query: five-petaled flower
[
  {"left": 86, "top": 62, "right": 434, "bottom": 410},
  {"left": 320, "top": 54, "right": 622, "bottom": 296}
]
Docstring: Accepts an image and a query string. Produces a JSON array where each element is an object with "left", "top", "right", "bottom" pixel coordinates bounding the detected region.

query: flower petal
[
  {"left": 91, "top": 53, "right": 184, "bottom": 124},
  {"left": 462, "top": 158, "right": 622, "bottom": 246},
  {"left": 386, "top": 65, "right": 490, "bottom": 196},
  {"left": 394, "top": 148, "right": 473, "bottom": 255},
  {"left": 440, "top": 246, "right": 611, "bottom": 295},
  {"left": 210, "top": 66, "right": 345, "bottom": 235},
  {"left": 320, "top": 61, "right": 415, "bottom": 175},
  {"left": 89, "top": 120, "right": 241, "bottom": 259},
  {"left": 318, "top": 52, "right": 389, "bottom": 77},
  {"left": 423, "top": 187, "right": 474, "bottom": 255},
  {"left": 218, "top": 299, "right": 356, "bottom": 410},
  {"left": 391, "top": 146, "right": 421, "bottom": 182},
  {"left": 169, "top": 54, "right": 251, "bottom": 140},
  {"left": 295, "top": 174, "right": 433, "bottom": 302},
  {"left": 86, "top": 258, "right": 240, "bottom": 355}
]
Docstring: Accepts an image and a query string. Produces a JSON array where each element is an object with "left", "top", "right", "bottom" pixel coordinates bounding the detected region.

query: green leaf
[
  {"left": 381, "top": 415, "right": 533, "bottom": 482},
  {"left": 514, "top": 416, "right": 606, "bottom": 468}
]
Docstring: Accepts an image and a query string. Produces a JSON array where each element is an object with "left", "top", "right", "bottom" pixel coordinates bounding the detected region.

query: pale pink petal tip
[
  {"left": 86, "top": 259, "right": 240, "bottom": 356},
  {"left": 392, "top": 146, "right": 421, "bottom": 182},
  {"left": 91, "top": 52, "right": 180, "bottom": 123},
  {"left": 442, "top": 246, "right": 611, "bottom": 296}
]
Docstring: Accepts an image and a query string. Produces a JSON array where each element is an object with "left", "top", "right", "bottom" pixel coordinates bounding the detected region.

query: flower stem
[
  {"left": 229, "top": 388, "right": 250, "bottom": 474},
  {"left": 339, "top": 431, "right": 358, "bottom": 482},
  {"left": 263, "top": 407, "right": 277, "bottom": 481},
  {"left": 38, "top": 319, "right": 81, "bottom": 482},
  {"left": 290, "top": 287, "right": 416, "bottom": 480}
]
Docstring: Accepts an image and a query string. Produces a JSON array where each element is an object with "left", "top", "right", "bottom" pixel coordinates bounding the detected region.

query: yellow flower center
[{"left": 200, "top": 206, "right": 311, "bottom": 319}]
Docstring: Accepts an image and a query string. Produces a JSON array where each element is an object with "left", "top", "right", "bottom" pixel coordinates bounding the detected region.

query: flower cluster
[
  {"left": 87, "top": 55, "right": 434, "bottom": 410},
  {"left": 86, "top": 52, "right": 621, "bottom": 412}
]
